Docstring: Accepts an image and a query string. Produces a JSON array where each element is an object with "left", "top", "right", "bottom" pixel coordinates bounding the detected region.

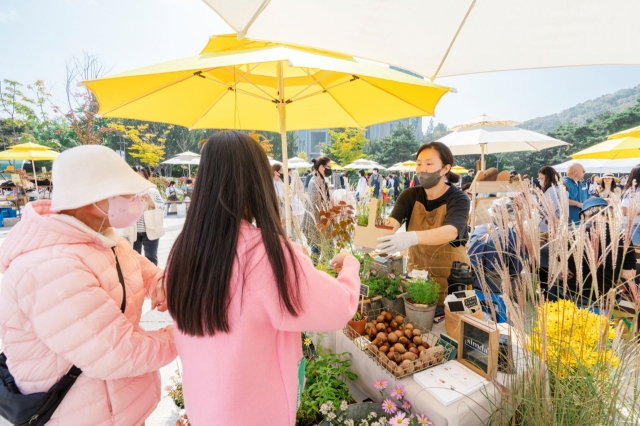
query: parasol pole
[
  {"left": 31, "top": 157, "right": 39, "bottom": 196},
  {"left": 480, "top": 143, "right": 486, "bottom": 171},
  {"left": 277, "top": 61, "right": 292, "bottom": 238}
]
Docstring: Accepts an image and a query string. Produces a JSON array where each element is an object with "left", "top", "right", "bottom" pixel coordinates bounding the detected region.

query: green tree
[
  {"left": 267, "top": 131, "right": 299, "bottom": 161},
  {"left": 319, "top": 128, "right": 370, "bottom": 165},
  {"left": 0, "top": 79, "right": 37, "bottom": 148},
  {"left": 423, "top": 119, "right": 449, "bottom": 142},
  {"left": 372, "top": 122, "right": 421, "bottom": 166}
]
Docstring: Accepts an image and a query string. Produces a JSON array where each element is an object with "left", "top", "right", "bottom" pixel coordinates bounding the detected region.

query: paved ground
[{"left": 0, "top": 211, "right": 187, "bottom": 426}]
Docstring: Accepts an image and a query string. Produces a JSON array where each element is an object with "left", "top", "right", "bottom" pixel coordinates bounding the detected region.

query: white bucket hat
[{"left": 50, "top": 145, "right": 154, "bottom": 212}]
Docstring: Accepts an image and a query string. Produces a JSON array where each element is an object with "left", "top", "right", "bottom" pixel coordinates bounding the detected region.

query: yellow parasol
[
  {"left": 82, "top": 34, "right": 452, "bottom": 236},
  {"left": 450, "top": 165, "right": 469, "bottom": 175},
  {"left": 571, "top": 125, "right": 640, "bottom": 160},
  {"left": 0, "top": 143, "right": 59, "bottom": 194}
]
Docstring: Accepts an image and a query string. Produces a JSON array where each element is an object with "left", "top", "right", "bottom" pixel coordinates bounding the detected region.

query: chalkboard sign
[
  {"left": 360, "top": 284, "right": 369, "bottom": 297},
  {"left": 458, "top": 315, "right": 498, "bottom": 379}
]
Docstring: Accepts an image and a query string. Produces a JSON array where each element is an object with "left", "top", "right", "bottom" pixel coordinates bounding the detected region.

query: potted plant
[
  {"left": 404, "top": 277, "right": 440, "bottom": 332},
  {"left": 379, "top": 273, "right": 406, "bottom": 315},
  {"left": 347, "top": 310, "right": 368, "bottom": 336}
]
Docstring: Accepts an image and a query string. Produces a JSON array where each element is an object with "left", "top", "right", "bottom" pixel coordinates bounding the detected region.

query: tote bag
[{"left": 143, "top": 208, "right": 165, "bottom": 241}]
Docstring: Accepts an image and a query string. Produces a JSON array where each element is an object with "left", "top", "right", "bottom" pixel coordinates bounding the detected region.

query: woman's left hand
[{"left": 141, "top": 193, "right": 155, "bottom": 209}]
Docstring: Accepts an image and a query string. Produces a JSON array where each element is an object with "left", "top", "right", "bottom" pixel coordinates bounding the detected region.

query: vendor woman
[{"left": 376, "top": 142, "right": 470, "bottom": 300}]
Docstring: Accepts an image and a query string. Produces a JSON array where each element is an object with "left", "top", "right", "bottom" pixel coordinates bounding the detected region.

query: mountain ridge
[{"left": 520, "top": 84, "right": 640, "bottom": 132}]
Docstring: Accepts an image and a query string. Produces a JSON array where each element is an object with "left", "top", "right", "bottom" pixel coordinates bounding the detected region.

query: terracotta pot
[{"left": 347, "top": 312, "right": 368, "bottom": 336}]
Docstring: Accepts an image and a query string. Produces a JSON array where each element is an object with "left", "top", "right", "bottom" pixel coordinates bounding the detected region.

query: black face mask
[
  {"left": 278, "top": 172, "right": 284, "bottom": 180},
  {"left": 323, "top": 167, "right": 333, "bottom": 177}
]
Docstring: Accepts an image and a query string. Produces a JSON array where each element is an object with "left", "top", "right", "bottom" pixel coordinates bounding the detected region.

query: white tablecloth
[{"left": 325, "top": 322, "right": 503, "bottom": 426}]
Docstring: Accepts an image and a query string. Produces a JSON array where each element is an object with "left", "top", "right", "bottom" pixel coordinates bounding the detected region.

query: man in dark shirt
[{"left": 461, "top": 169, "right": 474, "bottom": 186}]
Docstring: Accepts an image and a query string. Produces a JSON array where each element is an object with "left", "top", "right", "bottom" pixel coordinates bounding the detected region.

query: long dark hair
[
  {"left": 416, "top": 142, "right": 460, "bottom": 184},
  {"left": 623, "top": 166, "right": 640, "bottom": 192},
  {"left": 166, "top": 131, "right": 301, "bottom": 336},
  {"left": 538, "top": 166, "right": 560, "bottom": 192},
  {"left": 133, "top": 165, "right": 150, "bottom": 180}
]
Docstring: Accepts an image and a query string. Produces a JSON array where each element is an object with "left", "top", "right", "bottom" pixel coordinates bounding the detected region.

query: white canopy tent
[
  {"left": 552, "top": 158, "right": 640, "bottom": 174},
  {"left": 202, "top": 0, "right": 640, "bottom": 80},
  {"left": 287, "top": 157, "right": 313, "bottom": 169},
  {"left": 343, "top": 158, "right": 384, "bottom": 170},
  {"left": 161, "top": 153, "right": 200, "bottom": 176},
  {"left": 437, "top": 115, "right": 569, "bottom": 170}
]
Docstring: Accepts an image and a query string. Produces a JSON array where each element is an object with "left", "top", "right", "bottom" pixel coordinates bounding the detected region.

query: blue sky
[{"left": 2, "top": 0, "right": 640, "bottom": 129}]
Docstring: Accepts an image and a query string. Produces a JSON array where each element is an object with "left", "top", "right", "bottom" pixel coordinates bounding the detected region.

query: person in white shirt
[
  {"left": 356, "top": 169, "right": 368, "bottom": 203},
  {"left": 133, "top": 165, "right": 165, "bottom": 265}
]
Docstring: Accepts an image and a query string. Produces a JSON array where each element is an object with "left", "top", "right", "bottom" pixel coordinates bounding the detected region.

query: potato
[
  {"left": 376, "top": 332, "right": 388, "bottom": 343},
  {"left": 368, "top": 328, "right": 378, "bottom": 339},
  {"left": 408, "top": 343, "right": 417, "bottom": 350},
  {"left": 416, "top": 345, "right": 426, "bottom": 353},
  {"left": 387, "top": 327, "right": 393, "bottom": 333},
  {"left": 415, "top": 358, "right": 424, "bottom": 370},
  {"left": 380, "top": 345, "right": 390, "bottom": 354},
  {"left": 423, "top": 342, "right": 431, "bottom": 350},
  {"left": 404, "top": 329, "right": 414, "bottom": 340},
  {"left": 387, "top": 360, "right": 398, "bottom": 373},
  {"left": 395, "top": 315, "right": 404, "bottom": 325},
  {"left": 370, "top": 320, "right": 378, "bottom": 327},
  {"left": 398, "top": 336, "right": 409, "bottom": 346},
  {"left": 394, "top": 364, "right": 405, "bottom": 377},
  {"left": 391, "top": 352, "right": 404, "bottom": 364},
  {"left": 401, "top": 359, "right": 415, "bottom": 374},
  {"left": 413, "top": 336, "right": 423, "bottom": 346},
  {"left": 371, "top": 337, "right": 382, "bottom": 347},
  {"left": 402, "top": 352, "right": 417, "bottom": 361},
  {"left": 378, "top": 352, "right": 389, "bottom": 363},
  {"left": 395, "top": 330, "right": 404, "bottom": 338},
  {"left": 384, "top": 312, "right": 393, "bottom": 322},
  {"left": 390, "top": 320, "right": 399, "bottom": 330},
  {"left": 409, "top": 347, "right": 419, "bottom": 355},
  {"left": 376, "top": 315, "right": 385, "bottom": 323},
  {"left": 369, "top": 344, "right": 378, "bottom": 354},
  {"left": 405, "top": 323, "right": 414, "bottom": 330},
  {"left": 393, "top": 343, "right": 406, "bottom": 354},
  {"left": 413, "top": 329, "right": 422, "bottom": 337},
  {"left": 376, "top": 323, "right": 386, "bottom": 332},
  {"left": 388, "top": 333, "right": 399, "bottom": 344}
]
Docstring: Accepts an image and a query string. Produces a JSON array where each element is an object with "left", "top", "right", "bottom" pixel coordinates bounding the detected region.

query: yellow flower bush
[{"left": 529, "top": 300, "right": 619, "bottom": 377}]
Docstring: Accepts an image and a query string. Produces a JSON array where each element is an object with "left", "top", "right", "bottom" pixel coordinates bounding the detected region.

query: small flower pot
[
  {"left": 347, "top": 312, "right": 368, "bottom": 336},
  {"left": 404, "top": 298, "right": 437, "bottom": 332},
  {"left": 381, "top": 293, "right": 407, "bottom": 316}
]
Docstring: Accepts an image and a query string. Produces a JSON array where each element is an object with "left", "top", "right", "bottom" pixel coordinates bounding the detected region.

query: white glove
[{"left": 376, "top": 231, "right": 418, "bottom": 253}]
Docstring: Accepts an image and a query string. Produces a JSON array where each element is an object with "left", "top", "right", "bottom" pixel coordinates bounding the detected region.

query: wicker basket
[{"left": 343, "top": 307, "right": 450, "bottom": 379}]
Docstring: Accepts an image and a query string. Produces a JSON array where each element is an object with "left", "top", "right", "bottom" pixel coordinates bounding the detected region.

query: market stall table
[{"left": 323, "top": 321, "right": 508, "bottom": 426}]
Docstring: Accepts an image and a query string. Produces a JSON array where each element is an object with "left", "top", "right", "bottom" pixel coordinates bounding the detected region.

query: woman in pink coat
[
  {"left": 0, "top": 145, "right": 177, "bottom": 425},
  {"left": 166, "top": 131, "right": 361, "bottom": 426}
]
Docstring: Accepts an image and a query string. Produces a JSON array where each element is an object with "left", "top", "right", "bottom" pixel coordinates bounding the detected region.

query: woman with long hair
[
  {"left": 356, "top": 169, "right": 368, "bottom": 202},
  {"left": 165, "top": 131, "right": 360, "bottom": 425},
  {"left": 621, "top": 165, "right": 640, "bottom": 245},
  {"left": 596, "top": 172, "right": 621, "bottom": 199},
  {"left": 538, "top": 166, "right": 566, "bottom": 230},
  {"left": 303, "top": 156, "right": 332, "bottom": 260},
  {"left": 589, "top": 174, "right": 600, "bottom": 194}
]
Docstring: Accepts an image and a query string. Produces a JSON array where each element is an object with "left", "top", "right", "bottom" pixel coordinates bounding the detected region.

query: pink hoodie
[
  {"left": 0, "top": 201, "right": 177, "bottom": 425},
  {"left": 174, "top": 222, "right": 361, "bottom": 425}
]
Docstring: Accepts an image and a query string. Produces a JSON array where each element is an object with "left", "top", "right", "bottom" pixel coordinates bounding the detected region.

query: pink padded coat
[{"left": 0, "top": 201, "right": 177, "bottom": 426}]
